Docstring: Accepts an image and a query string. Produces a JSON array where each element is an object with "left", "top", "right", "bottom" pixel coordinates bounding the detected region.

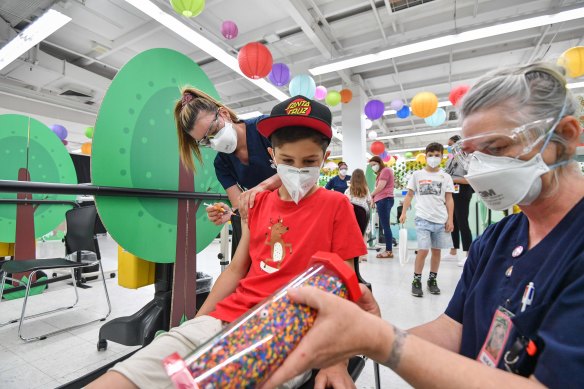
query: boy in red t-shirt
[{"left": 89, "top": 96, "right": 367, "bottom": 389}]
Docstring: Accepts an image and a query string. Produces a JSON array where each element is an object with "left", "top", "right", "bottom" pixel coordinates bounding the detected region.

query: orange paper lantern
[
  {"left": 340, "top": 89, "right": 353, "bottom": 103},
  {"left": 81, "top": 142, "right": 92, "bottom": 155},
  {"left": 411, "top": 92, "right": 438, "bottom": 118}
]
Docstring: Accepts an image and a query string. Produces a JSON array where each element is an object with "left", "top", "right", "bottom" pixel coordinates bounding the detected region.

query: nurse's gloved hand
[{"left": 206, "top": 202, "right": 233, "bottom": 225}]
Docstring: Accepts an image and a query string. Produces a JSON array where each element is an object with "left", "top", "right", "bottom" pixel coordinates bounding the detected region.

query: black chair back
[
  {"left": 352, "top": 204, "right": 369, "bottom": 235},
  {"left": 64, "top": 206, "right": 99, "bottom": 259}
]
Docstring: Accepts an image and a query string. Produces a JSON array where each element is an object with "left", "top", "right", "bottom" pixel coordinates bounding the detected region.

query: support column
[{"left": 341, "top": 85, "right": 367, "bottom": 173}]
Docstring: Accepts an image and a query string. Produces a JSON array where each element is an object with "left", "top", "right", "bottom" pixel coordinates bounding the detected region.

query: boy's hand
[
  {"left": 399, "top": 213, "right": 407, "bottom": 224},
  {"left": 445, "top": 220, "right": 454, "bottom": 232},
  {"left": 206, "top": 202, "right": 232, "bottom": 225}
]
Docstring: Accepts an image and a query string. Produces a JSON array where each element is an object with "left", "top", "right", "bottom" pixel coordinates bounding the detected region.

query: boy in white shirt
[{"left": 399, "top": 142, "right": 454, "bottom": 297}]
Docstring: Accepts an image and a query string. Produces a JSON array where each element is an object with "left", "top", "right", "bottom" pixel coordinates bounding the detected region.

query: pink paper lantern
[
  {"left": 221, "top": 20, "right": 238, "bottom": 40},
  {"left": 314, "top": 85, "right": 327, "bottom": 100}
]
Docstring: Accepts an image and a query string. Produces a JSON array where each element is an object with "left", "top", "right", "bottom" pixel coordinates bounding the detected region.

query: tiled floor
[{"left": 0, "top": 235, "right": 463, "bottom": 388}]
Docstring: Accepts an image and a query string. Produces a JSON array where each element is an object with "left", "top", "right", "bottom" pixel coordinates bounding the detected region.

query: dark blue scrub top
[
  {"left": 446, "top": 198, "right": 584, "bottom": 387},
  {"left": 325, "top": 175, "right": 351, "bottom": 193},
  {"left": 213, "top": 116, "right": 275, "bottom": 190}
]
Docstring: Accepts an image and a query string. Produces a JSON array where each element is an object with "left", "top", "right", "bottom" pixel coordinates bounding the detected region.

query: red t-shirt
[
  {"left": 209, "top": 187, "right": 367, "bottom": 323},
  {"left": 373, "top": 168, "right": 394, "bottom": 202}
]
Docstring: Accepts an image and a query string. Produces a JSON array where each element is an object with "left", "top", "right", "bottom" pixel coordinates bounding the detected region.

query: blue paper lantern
[
  {"left": 289, "top": 74, "right": 316, "bottom": 99},
  {"left": 364, "top": 99, "right": 384, "bottom": 120},
  {"left": 396, "top": 105, "right": 410, "bottom": 119},
  {"left": 424, "top": 108, "right": 446, "bottom": 127},
  {"left": 268, "top": 63, "right": 290, "bottom": 86},
  {"left": 50, "top": 124, "right": 68, "bottom": 140}
]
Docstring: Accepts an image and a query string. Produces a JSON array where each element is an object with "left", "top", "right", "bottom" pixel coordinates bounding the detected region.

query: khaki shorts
[{"left": 111, "top": 315, "right": 311, "bottom": 389}]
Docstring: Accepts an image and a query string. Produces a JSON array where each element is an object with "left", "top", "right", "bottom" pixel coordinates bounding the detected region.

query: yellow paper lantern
[
  {"left": 387, "top": 158, "right": 396, "bottom": 167},
  {"left": 411, "top": 92, "right": 438, "bottom": 118},
  {"left": 81, "top": 142, "right": 92, "bottom": 155},
  {"left": 415, "top": 153, "right": 426, "bottom": 164},
  {"left": 557, "top": 46, "right": 584, "bottom": 78}
]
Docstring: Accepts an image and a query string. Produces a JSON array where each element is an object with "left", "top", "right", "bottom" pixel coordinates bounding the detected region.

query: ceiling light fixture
[
  {"left": 0, "top": 9, "right": 72, "bottom": 72},
  {"left": 237, "top": 111, "right": 263, "bottom": 120},
  {"left": 376, "top": 127, "right": 461, "bottom": 141},
  {"left": 385, "top": 145, "right": 449, "bottom": 154},
  {"left": 567, "top": 81, "right": 584, "bottom": 89},
  {"left": 122, "top": 0, "right": 288, "bottom": 101},
  {"left": 309, "top": 6, "right": 584, "bottom": 75}
]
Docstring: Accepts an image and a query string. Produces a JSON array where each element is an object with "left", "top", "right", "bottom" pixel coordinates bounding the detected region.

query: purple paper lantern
[
  {"left": 221, "top": 20, "right": 238, "bottom": 40},
  {"left": 390, "top": 99, "right": 404, "bottom": 111},
  {"left": 396, "top": 105, "right": 410, "bottom": 119},
  {"left": 364, "top": 99, "right": 385, "bottom": 120},
  {"left": 268, "top": 63, "right": 291, "bottom": 87},
  {"left": 314, "top": 85, "right": 327, "bottom": 100},
  {"left": 50, "top": 124, "right": 68, "bottom": 140}
]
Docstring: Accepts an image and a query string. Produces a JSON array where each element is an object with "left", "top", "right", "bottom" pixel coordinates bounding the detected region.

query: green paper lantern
[
  {"left": 85, "top": 126, "right": 94, "bottom": 139},
  {"left": 325, "top": 90, "right": 341, "bottom": 106},
  {"left": 170, "top": 0, "right": 205, "bottom": 18}
]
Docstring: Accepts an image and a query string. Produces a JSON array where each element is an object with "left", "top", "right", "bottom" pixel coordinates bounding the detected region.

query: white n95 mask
[
  {"left": 209, "top": 121, "right": 237, "bottom": 154},
  {"left": 427, "top": 156, "right": 442, "bottom": 168},
  {"left": 277, "top": 164, "right": 321, "bottom": 204},
  {"left": 464, "top": 152, "right": 549, "bottom": 211}
]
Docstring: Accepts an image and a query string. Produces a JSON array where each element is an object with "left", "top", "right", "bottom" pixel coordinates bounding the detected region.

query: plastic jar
[{"left": 163, "top": 251, "right": 362, "bottom": 389}]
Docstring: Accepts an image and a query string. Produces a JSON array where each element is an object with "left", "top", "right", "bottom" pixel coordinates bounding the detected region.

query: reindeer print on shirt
[{"left": 260, "top": 217, "right": 293, "bottom": 274}]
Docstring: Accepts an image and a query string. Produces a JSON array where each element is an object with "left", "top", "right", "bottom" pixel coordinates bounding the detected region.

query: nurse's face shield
[{"left": 452, "top": 117, "right": 556, "bottom": 169}]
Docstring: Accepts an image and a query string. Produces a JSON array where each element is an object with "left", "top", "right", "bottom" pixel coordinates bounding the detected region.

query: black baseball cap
[{"left": 257, "top": 95, "right": 332, "bottom": 139}]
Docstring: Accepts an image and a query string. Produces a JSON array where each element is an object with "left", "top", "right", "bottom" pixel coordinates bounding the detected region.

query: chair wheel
[{"left": 97, "top": 339, "right": 108, "bottom": 351}]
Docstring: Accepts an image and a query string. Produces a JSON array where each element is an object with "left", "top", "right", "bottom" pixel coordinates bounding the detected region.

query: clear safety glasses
[
  {"left": 195, "top": 110, "right": 220, "bottom": 147},
  {"left": 452, "top": 117, "right": 556, "bottom": 169}
]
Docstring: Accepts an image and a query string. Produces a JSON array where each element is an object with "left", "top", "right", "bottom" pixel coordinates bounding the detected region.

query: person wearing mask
[
  {"left": 261, "top": 63, "right": 584, "bottom": 389},
  {"left": 174, "top": 87, "right": 281, "bottom": 226},
  {"left": 88, "top": 96, "right": 366, "bottom": 389},
  {"left": 369, "top": 156, "right": 395, "bottom": 259},
  {"left": 399, "top": 143, "right": 455, "bottom": 297},
  {"left": 325, "top": 161, "right": 351, "bottom": 193},
  {"left": 445, "top": 134, "right": 474, "bottom": 267}
]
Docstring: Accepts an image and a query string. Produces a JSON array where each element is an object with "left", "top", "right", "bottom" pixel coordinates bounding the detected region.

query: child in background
[
  {"left": 345, "top": 168, "right": 372, "bottom": 262},
  {"left": 399, "top": 142, "right": 454, "bottom": 297}
]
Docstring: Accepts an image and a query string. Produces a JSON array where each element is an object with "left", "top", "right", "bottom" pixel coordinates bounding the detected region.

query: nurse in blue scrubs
[{"left": 262, "top": 63, "right": 584, "bottom": 389}]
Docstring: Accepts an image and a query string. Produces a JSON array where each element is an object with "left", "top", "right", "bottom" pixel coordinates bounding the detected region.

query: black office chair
[{"left": 0, "top": 205, "right": 112, "bottom": 341}]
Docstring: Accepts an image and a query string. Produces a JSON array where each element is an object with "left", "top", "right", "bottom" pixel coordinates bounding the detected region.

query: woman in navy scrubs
[{"left": 262, "top": 63, "right": 584, "bottom": 389}]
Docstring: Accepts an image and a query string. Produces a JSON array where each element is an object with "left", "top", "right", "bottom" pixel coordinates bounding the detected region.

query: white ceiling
[{"left": 0, "top": 0, "right": 583, "bottom": 154}]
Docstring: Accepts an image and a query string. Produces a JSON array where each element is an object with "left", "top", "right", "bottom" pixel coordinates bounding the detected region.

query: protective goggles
[
  {"left": 195, "top": 110, "right": 219, "bottom": 147},
  {"left": 451, "top": 117, "right": 556, "bottom": 169}
]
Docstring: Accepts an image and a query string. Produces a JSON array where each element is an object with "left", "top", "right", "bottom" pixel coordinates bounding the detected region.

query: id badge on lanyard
[{"left": 477, "top": 306, "right": 515, "bottom": 368}]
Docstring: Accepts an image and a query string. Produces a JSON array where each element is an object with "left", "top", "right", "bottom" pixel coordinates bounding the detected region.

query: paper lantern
[
  {"left": 340, "top": 89, "right": 353, "bottom": 103},
  {"left": 61, "top": 139, "right": 68, "bottom": 146},
  {"left": 85, "top": 126, "right": 94, "bottom": 139},
  {"left": 364, "top": 119, "right": 373, "bottom": 129},
  {"left": 390, "top": 99, "right": 404, "bottom": 111},
  {"left": 447, "top": 153, "right": 454, "bottom": 159},
  {"left": 382, "top": 153, "right": 391, "bottom": 162},
  {"left": 289, "top": 74, "right": 316, "bottom": 99},
  {"left": 379, "top": 151, "right": 388, "bottom": 158},
  {"left": 371, "top": 141, "right": 385, "bottom": 155},
  {"left": 557, "top": 46, "right": 584, "bottom": 78},
  {"left": 411, "top": 92, "right": 438, "bottom": 118},
  {"left": 325, "top": 90, "right": 341, "bottom": 106},
  {"left": 314, "top": 86, "right": 327, "bottom": 100},
  {"left": 50, "top": 124, "right": 68, "bottom": 140},
  {"left": 449, "top": 85, "right": 470, "bottom": 106},
  {"left": 387, "top": 157, "right": 396, "bottom": 166},
  {"left": 221, "top": 20, "right": 238, "bottom": 40},
  {"left": 268, "top": 63, "right": 290, "bottom": 86},
  {"left": 325, "top": 161, "right": 337, "bottom": 170},
  {"left": 416, "top": 153, "right": 426, "bottom": 164},
  {"left": 81, "top": 142, "right": 92, "bottom": 155},
  {"left": 367, "top": 130, "right": 377, "bottom": 140},
  {"left": 424, "top": 108, "right": 447, "bottom": 127},
  {"left": 396, "top": 105, "right": 410, "bottom": 119},
  {"left": 364, "top": 100, "right": 385, "bottom": 120},
  {"left": 170, "top": 0, "right": 205, "bottom": 17},
  {"left": 404, "top": 151, "right": 414, "bottom": 158},
  {"left": 238, "top": 42, "right": 272, "bottom": 79}
]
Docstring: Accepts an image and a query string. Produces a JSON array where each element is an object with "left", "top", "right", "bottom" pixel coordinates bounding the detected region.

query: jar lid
[{"left": 309, "top": 251, "right": 362, "bottom": 302}]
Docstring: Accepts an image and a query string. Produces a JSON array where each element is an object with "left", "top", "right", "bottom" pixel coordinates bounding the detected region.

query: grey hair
[{"left": 459, "top": 62, "right": 580, "bottom": 181}]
